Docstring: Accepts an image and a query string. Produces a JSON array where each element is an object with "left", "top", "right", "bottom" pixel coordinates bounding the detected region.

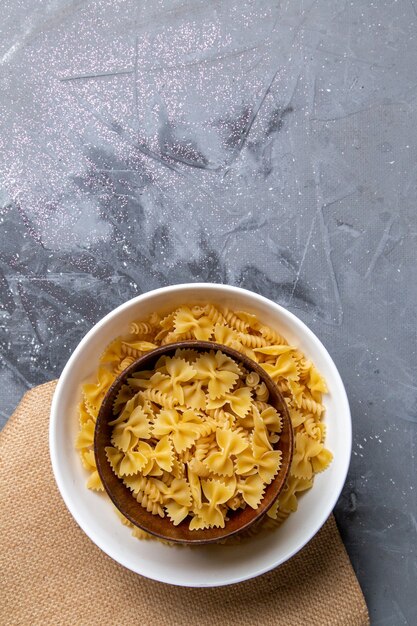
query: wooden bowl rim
[{"left": 94, "top": 340, "right": 293, "bottom": 544}]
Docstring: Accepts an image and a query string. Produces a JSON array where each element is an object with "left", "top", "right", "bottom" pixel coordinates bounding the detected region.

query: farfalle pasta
[
  {"left": 76, "top": 303, "right": 333, "bottom": 541},
  {"left": 105, "top": 349, "right": 282, "bottom": 530}
]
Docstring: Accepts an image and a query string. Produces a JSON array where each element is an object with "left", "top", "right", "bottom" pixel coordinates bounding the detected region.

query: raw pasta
[
  {"left": 76, "top": 302, "right": 332, "bottom": 541},
  {"left": 106, "top": 350, "right": 282, "bottom": 530}
]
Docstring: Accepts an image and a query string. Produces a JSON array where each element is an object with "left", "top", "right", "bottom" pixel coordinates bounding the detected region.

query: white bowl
[{"left": 49, "top": 283, "right": 351, "bottom": 587}]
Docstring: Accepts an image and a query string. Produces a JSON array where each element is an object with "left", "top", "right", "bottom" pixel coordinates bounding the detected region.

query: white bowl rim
[{"left": 49, "top": 282, "right": 352, "bottom": 586}]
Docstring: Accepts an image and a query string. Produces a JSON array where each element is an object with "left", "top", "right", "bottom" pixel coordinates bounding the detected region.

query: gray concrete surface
[{"left": 0, "top": 1, "right": 416, "bottom": 623}]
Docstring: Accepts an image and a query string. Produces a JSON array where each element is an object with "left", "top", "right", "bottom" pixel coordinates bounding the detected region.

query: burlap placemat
[{"left": 0, "top": 381, "right": 369, "bottom": 626}]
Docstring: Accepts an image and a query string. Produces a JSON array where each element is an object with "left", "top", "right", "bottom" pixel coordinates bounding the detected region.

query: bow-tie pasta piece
[
  {"left": 111, "top": 406, "right": 152, "bottom": 452},
  {"left": 151, "top": 436, "right": 174, "bottom": 472},
  {"left": 105, "top": 446, "right": 124, "bottom": 476},
  {"left": 235, "top": 416, "right": 282, "bottom": 486},
  {"left": 305, "top": 365, "right": 328, "bottom": 401},
  {"left": 153, "top": 408, "right": 203, "bottom": 454},
  {"left": 194, "top": 350, "right": 240, "bottom": 400},
  {"left": 238, "top": 475, "right": 265, "bottom": 509},
  {"left": 78, "top": 401, "right": 94, "bottom": 426},
  {"left": 174, "top": 306, "right": 214, "bottom": 341},
  {"left": 81, "top": 450, "right": 104, "bottom": 491},
  {"left": 251, "top": 408, "right": 273, "bottom": 459},
  {"left": 164, "top": 357, "right": 197, "bottom": 404},
  {"left": 213, "top": 323, "right": 239, "bottom": 347},
  {"left": 112, "top": 385, "right": 135, "bottom": 415},
  {"left": 165, "top": 501, "right": 190, "bottom": 526},
  {"left": 187, "top": 468, "right": 203, "bottom": 508},
  {"left": 291, "top": 433, "right": 324, "bottom": 480},
  {"left": 82, "top": 367, "right": 116, "bottom": 417},
  {"left": 276, "top": 475, "right": 313, "bottom": 514},
  {"left": 206, "top": 386, "right": 252, "bottom": 418},
  {"left": 128, "top": 370, "right": 170, "bottom": 393},
  {"left": 257, "top": 450, "right": 282, "bottom": 484},
  {"left": 259, "top": 406, "right": 282, "bottom": 433},
  {"left": 204, "top": 429, "right": 249, "bottom": 477},
  {"left": 119, "top": 443, "right": 154, "bottom": 477},
  {"left": 165, "top": 478, "right": 192, "bottom": 508},
  {"left": 182, "top": 381, "right": 206, "bottom": 410},
  {"left": 192, "top": 479, "right": 237, "bottom": 529},
  {"left": 75, "top": 419, "right": 95, "bottom": 450},
  {"left": 109, "top": 394, "right": 143, "bottom": 426},
  {"left": 263, "top": 353, "right": 300, "bottom": 383},
  {"left": 311, "top": 447, "right": 333, "bottom": 474},
  {"left": 164, "top": 477, "right": 193, "bottom": 525},
  {"left": 99, "top": 338, "right": 123, "bottom": 365}
]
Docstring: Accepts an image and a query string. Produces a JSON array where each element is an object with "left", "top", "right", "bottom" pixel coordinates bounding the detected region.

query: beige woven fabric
[{"left": 0, "top": 381, "right": 369, "bottom": 626}]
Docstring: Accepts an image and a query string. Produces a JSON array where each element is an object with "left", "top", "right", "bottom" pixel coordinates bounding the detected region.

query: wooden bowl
[{"left": 94, "top": 341, "right": 293, "bottom": 544}]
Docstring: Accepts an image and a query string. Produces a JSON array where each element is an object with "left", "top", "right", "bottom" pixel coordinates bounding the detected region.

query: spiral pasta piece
[
  {"left": 255, "top": 382, "right": 269, "bottom": 401},
  {"left": 238, "top": 333, "right": 269, "bottom": 348},
  {"left": 300, "top": 397, "right": 324, "bottom": 416},
  {"left": 296, "top": 355, "right": 312, "bottom": 378},
  {"left": 114, "top": 356, "right": 136, "bottom": 374},
  {"left": 206, "top": 408, "right": 235, "bottom": 428},
  {"left": 194, "top": 435, "right": 215, "bottom": 460},
  {"left": 139, "top": 388, "right": 178, "bottom": 409},
  {"left": 229, "top": 340, "right": 257, "bottom": 362},
  {"left": 191, "top": 305, "right": 206, "bottom": 318},
  {"left": 245, "top": 371, "right": 260, "bottom": 387},
  {"left": 121, "top": 343, "right": 144, "bottom": 358},
  {"left": 135, "top": 491, "right": 165, "bottom": 517},
  {"left": 268, "top": 432, "right": 280, "bottom": 444},
  {"left": 222, "top": 308, "right": 249, "bottom": 332},
  {"left": 197, "top": 420, "right": 218, "bottom": 438},
  {"left": 203, "top": 304, "right": 227, "bottom": 325},
  {"left": 256, "top": 324, "right": 289, "bottom": 345},
  {"left": 124, "top": 475, "right": 164, "bottom": 503},
  {"left": 130, "top": 321, "right": 153, "bottom": 335}
]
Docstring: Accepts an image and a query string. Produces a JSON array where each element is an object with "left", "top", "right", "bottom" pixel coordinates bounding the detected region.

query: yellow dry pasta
[
  {"left": 114, "top": 356, "right": 135, "bottom": 374},
  {"left": 76, "top": 302, "right": 333, "bottom": 542},
  {"left": 130, "top": 321, "right": 153, "bottom": 335},
  {"left": 104, "top": 350, "right": 282, "bottom": 530},
  {"left": 221, "top": 308, "right": 249, "bottom": 333}
]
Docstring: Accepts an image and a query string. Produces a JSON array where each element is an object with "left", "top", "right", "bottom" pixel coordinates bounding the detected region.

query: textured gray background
[{"left": 1, "top": 0, "right": 416, "bottom": 623}]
